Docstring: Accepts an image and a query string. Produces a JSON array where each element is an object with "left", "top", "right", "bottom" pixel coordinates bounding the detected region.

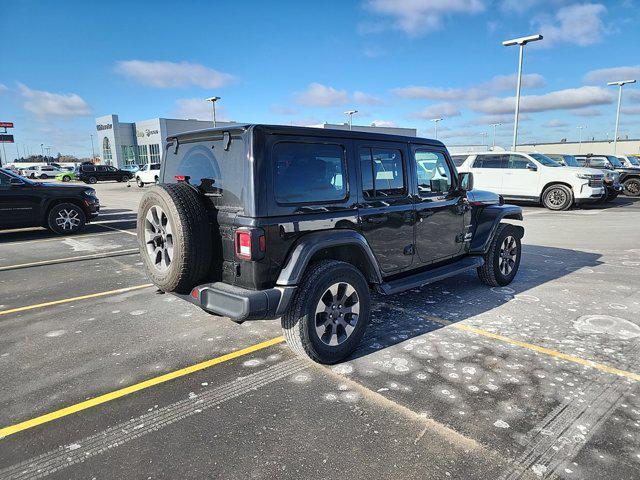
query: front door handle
[{"left": 366, "top": 216, "right": 386, "bottom": 224}]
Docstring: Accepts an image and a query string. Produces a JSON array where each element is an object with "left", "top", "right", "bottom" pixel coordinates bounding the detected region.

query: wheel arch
[
  {"left": 276, "top": 230, "right": 382, "bottom": 286},
  {"left": 469, "top": 205, "right": 524, "bottom": 255},
  {"left": 541, "top": 181, "right": 574, "bottom": 196},
  {"left": 43, "top": 198, "right": 87, "bottom": 223}
]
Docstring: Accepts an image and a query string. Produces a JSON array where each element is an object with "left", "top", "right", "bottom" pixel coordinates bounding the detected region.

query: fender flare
[
  {"left": 469, "top": 205, "right": 524, "bottom": 255},
  {"left": 276, "top": 230, "right": 383, "bottom": 286}
]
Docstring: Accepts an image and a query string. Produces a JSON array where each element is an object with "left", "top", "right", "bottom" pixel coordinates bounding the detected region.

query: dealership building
[{"left": 95, "top": 115, "right": 418, "bottom": 168}]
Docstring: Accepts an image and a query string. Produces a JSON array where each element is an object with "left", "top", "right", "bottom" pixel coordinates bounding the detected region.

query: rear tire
[
  {"left": 62, "top": 175, "right": 71, "bottom": 182},
  {"left": 477, "top": 223, "right": 522, "bottom": 287},
  {"left": 137, "top": 183, "right": 213, "bottom": 294},
  {"left": 88, "top": 176, "right": 97, "bottom": 184},
  {"left": 542, "top": 184, "right": 573, "bottom": 211},
  {"left": 137, "top": 177, "right": 144, "bottom": 188},
  {"left": 47, "top": 203, "right": 86, "bottom": 234},
  {"left": 282, "top": 260, "right": 370, "bottom": 364},
  {"left": 623, "top": 178, "right": 640, "bottom": 197}
]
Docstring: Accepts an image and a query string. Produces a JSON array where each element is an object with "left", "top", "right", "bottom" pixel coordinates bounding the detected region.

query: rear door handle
[{"left": 366, "top": 216, "right": 386, "bottom": 224}]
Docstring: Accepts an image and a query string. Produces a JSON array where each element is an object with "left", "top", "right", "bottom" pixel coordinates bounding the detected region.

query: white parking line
[
  {"left": 95, "top": 223, "right": 137, "bottom": 237},
  {"left": 0, "top": 248, "right": 139, "bottom": 271},
  {"left": 0, "top": 231, "right": 122, "bottom": 246}
]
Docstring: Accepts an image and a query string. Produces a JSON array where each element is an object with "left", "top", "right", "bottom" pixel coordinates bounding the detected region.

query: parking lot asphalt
[{"left": 1, "top": 181, "right": 639, "bottom": 480}]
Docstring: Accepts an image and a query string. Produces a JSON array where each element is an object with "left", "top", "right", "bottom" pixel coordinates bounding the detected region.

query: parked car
[
  {"left": 19, "top": 165, "right": 65, "bottom": 179},
  {"left": 574, "top": 154, "right": 640, "bottom": 198},
  {"left": 547, "top": 153, "right": 621, "bottom": 201},
  {"left": 137, "top": 124, "right": 525, "bottom": 364},
  {"left": 55, "top": 170, "right": 78, "bottom": 182},
  {"left": 456, "top": 151, "right": 605, "bottom": 210},
  {"left": 135, "top": 163, "right": 161, "bottom": 187},
  {"left": 0, "top": 168, "right": 99, "bottom": 234},
  {"left": 121, "top": 164, "right": 141, "bottom": 174},
  {"left": 617, "top": 155, "right": 640, "bottom": 169},
  {"left": 78, "top": 164, "right": 133, "bottom": 184}
]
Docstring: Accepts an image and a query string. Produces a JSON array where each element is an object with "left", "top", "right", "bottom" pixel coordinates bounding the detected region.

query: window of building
[
  {"left": 138, "top": 145, "right": 149, "bottom": 165},
  {"left": 274, "top": 142, "right": 347, "bottom": 204},
  {"left": 360, "top": 147, "right": 405, "bottom": 198},
  {"left": 102, "top": 137, "right": 112, "bottom": 163},
  {"left": 415, "top": 150, "right": 453, "bottom": 195},
  {"left": 149, "top": 144, "right": 161, "bottom": 164},
  {"left": 121, "top": 145, "right": 137, "bottom": 165}
]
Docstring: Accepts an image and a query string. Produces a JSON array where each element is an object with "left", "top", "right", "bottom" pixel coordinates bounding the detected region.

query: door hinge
[
  {"left": 455, "top": 233, "right": 466, "bottom": 243},
  {"left": 403, "top": 244, "right": 415, "bottom": 255}
]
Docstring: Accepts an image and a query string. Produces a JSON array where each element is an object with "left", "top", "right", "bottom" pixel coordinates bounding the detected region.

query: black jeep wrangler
[{"left": 137, "top": 125, "right": 524, "bottom": 364}]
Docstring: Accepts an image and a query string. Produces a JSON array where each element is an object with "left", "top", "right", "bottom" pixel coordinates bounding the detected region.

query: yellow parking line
[
  {"left": 0, "top": 336, "right": 285, "bottom": 439},
  {"left": 453, "top": 323, "right": 640, "bottom": 382},
  {"left": 0, "top": 284, "right": 153, "bottom": 317},
  {"left": 0, "top": 249, "right": 139, "bottom": 271}
]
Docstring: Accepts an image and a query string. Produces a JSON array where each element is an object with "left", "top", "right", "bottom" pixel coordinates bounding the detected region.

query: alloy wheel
[
  {"left": 143, "top": 205, "right": 174, "bottom": 272},
  {"left": 55, "top": 208, "right": 81, "bottom": 231},
  {"left": 314, "top": 282, "right": 360, "bottom": 346},
  {"left": 547, "top": 189, "right": 566, "bottom": 207},
  {"left": 498, "top": 235, "right": 517, "bottom": 276}
]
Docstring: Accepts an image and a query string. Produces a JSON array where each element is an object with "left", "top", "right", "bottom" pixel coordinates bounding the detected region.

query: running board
[{"left": 379, "top": 256, "right": 484, "bottom": 295}]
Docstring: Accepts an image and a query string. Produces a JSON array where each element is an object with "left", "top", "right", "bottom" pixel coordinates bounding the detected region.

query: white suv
[
  {"left": 457, "top": 152, "right": 605, "bottom": 210},
  {"left": 135, "top": 164, "right": 161, "bottom": 187}
]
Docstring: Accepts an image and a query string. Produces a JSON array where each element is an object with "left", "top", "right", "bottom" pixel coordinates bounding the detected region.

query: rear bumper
[{"left": 181, "top": 282, "right": 297, "bottom": 322}]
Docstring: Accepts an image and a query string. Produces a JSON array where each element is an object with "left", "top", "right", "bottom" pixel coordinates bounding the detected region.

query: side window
[
  {"left": 507, "top": 154, "right": 531, "bottom": 169},
  {"left": 415, "top": 150, "right": 453, "bottom": 195},
  {"left": 473, "top": 155, "right": 506, "bottom": 168},
  {"left": 360, "top": 147, "right": 405, "bottom": 199},
  {"left": 96, "top": 165, "right": 107, "bottom": 172},
  {"left": 575, "top": 158, "right": 587, "bottom": 166},
  {"left": 589, "top": 158, "right": 606, "bottom": 168},
  {"left": 0, "top": 171, "right": 11, "bottom": 186},
  {"left": 274, "top": 142, "right": 347, "bottom": 204},
  {"left": 82, "top": 165, "right": 95, "bottom": 172},
  {"left": 151, "top": 164, "right": 161, "bottom": 171},
  {"left": 108, "top": 166, "right": 117, "bottom": 172},
  {"left": 451, "top": 155, "right": 468, "bottom": 167}
]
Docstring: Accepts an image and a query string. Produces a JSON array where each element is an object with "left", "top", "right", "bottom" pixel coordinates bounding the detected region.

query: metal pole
[
  {"left": 613, "top": 85, "right": 622, "bottom": 155},
  {"left": 434, "top": 121, "right": 437, "bottom": 139},
  {"left": 90, "top": 134, "right": 96, "bottom": 160},
  {"left": 212, "top": 101, "right": 217, "bottom": 128},
  {"left": 41, "top": 143, "right": 45, "bottom": 162},
  {"left": 577, "top": 126, "right": 583, "bottom": 153},
  {"left": 348, "top": 113, "right": 352, "bottom": 131},
  {"left": 512, "top": 44, "right": 524, "bottom": 151}
]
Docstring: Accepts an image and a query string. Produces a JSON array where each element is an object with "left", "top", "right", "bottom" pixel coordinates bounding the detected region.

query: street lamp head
[
  {"left": 607, "top": 80, "right": 636, "bottom": 87},
  {"left": 344, "top": 110, "right": 358, "bottom": 115},
  {"left": 430, "top": 118, "right": 443, "bottom": 122},
  {"left": 502, "top": 34, "right": 543, "bottom": 46},
  {"left": 206, "top": 96, "right": 221, "bottom": 102}
]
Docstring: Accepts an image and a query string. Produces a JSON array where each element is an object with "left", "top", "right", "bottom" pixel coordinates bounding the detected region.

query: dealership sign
[
  {"left": 0, "top": 122, "right": 14, "bottom": 128},
  {"left": 137, "top": 128, "right": 159, "bottom": 138},
  {"left": 96, "top": 123, "right": 113, "bottom": 131},
  {"left": 0, "top": 134, "right": 14, "bottom": 143}
]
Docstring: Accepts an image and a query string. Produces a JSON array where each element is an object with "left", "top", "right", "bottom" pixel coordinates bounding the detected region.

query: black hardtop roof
[{"left": 167, "top": 123, "right": 444, "bottom": 148}]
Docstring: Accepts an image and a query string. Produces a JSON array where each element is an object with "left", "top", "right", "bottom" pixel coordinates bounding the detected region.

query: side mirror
[
  {"left": 458, "top": 172, "right": 473, "bottom": 191},
  {"left": 10, "top": 178, "right": 24, "bottom": 186},
  {"left": 526, "top": 163, "right": 538, "bottom": 171}
]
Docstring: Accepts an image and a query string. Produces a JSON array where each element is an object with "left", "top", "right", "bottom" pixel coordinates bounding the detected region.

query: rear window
[
  {"left": 274, "top": 142, "right": 347, "bottom": 204},
  {"left": 163, "top": 134, "right": 247, "bottom": 209},
  {"left": 81, "top": 165, "right": 95, "bottom": 172},
  {"left": 473, "top": 155, "right": 506, "bottom": 168}
]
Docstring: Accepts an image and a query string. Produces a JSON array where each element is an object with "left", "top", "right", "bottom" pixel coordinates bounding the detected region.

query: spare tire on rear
[{"left": 137, "top": 183, "right": 213, "bottom": 294}]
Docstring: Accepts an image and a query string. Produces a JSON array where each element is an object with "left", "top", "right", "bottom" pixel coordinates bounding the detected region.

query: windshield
[
  {"left": 606, "top": 156, "right": 623, "bottom": 168},
  {"left": 530, "top": 153, "right": 561, "bottom": 167},
  {"left": 561, "top": 155, "right": 579, "bottom": 167},
  {"left": 628, "top": 156, "right": 640, "bottom": 166},
  {"left": 1, "top": 168, "right": 35, "bottom": 184}
]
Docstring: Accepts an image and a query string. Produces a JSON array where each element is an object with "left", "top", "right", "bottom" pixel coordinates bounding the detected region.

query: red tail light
[{"left": 235, "top": 228, "right": 265, "bottom": 261}]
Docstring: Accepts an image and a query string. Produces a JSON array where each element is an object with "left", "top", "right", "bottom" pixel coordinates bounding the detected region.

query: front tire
[
  {"left": 477, "top": 223, "right": 522, "bottom": 287},
  {"left": 62, "top": 175, "right": 71, "bottom": 182},
  {"left": 88, "top": 176, "right": 97, "bottom": 184},
  {"left": 137, "top": 177, "right": 144, "bottom": 188},
  {"left": 282, "top": 260, "right": 370, "bottom": 364},
  {"left": 137, "top": 183, "right": 213, "bottom": 294},
  {"left": 542, "top": 184, "right": 573, "bottom": 210},
  {"left": 47, "top": 203, "right": 86, "bottom": 234},
  {"left": 623, "top": 178, "right": 640, "bottom": 197}
]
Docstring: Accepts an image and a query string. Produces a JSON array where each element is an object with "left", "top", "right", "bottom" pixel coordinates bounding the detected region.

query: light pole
[
  {"left": 90, "top": 134, "right": 96, "bottom": 160},
  {"left": 490, "top": 123, "right": 502, "bottom": 148},
  {"left": 40, "top": 143, "right": 45, "bottom": 162},
  {"left": 344, "top": 110, "right": 358, "bottom": 130},
  {"left": 480, "top": 132, "right": 488, "bottom": 146},
  {"left": 206, "top": 96, "right": 221, "bottom": 127},
  {"left": 503, "top": 34, "right": 543, "bottom": 151},
  {"left": 430, "top": 118, "right": 443, "bottom": 139},
  {"left": 607, "top": 79, "right": 636, "bottom": 154},
  {"left": 577, "top": 126, "right": 585, "bottom": 153}
]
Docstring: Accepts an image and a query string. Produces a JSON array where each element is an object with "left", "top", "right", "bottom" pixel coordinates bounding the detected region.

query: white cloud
[
  {"left": 500, "top": 0, "right": 569, "bottom": 14},
  {"left": 439, "top": 128, "right": 482, "bottom": 140},
  {"left": 570, "top": 107, "right": 604, "bottom": 117},
  {"left": 115, "top": 60, "right": 235, "bottom": 88},
  {"left": 622, "top": 106, "right": 640, "bottom": 115},
  {"left": 174, "top": 98, "right": 229, "bottom": 121},
  {"left": 411, "top": 102, "right": 461, "bottom": 119},
  {"left": 364, "top": 0, "right": 485, "bottom": 36},
  {"left": 584, "top": 65, "right": 640, "bottom": 84},
  {"left": 536, "top": 3, "right": 608, "bottom": 47},
  {"left": 370, "top": 120, "right": 397, "bottom": 127},
  {"left": 470, "top": 86, "right": 614, "bottom": 114},
  {"left": 544, "top": 119, "right": 569, "bottom": 128},
  {"left": 353, "top": 91, "right": 383, "bottom": 105},
  {"left": 0, "top": 83, "right": 8, "bottom": 93},
  {"left": 18, "top": 84, "right": 92, "bottom": 118},
  {"left": 294, "top": 83, "right": 348, "bottom": 107},
  {"left": 392, "top": 74, "right": 544, "bottom": 101}
]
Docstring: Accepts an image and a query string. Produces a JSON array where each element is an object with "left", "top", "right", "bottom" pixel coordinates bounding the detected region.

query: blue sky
[{"left": 1, "top": 0, "right": 640, "bottom": 158}]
